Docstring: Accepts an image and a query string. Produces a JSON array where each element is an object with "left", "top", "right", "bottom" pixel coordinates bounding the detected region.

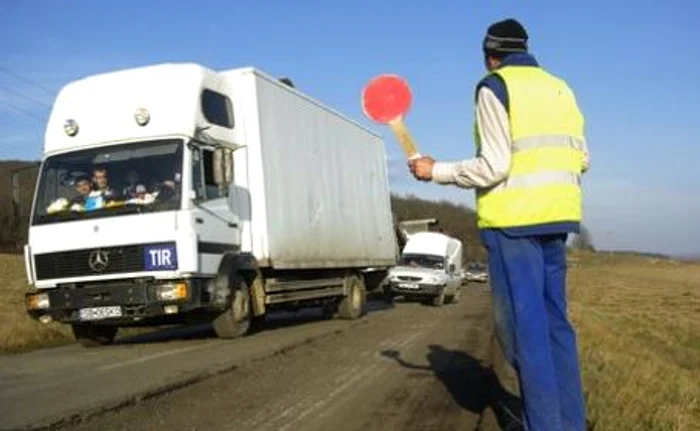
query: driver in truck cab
[{"left": 70, "top": 176, "right": 92, "bottom": 206}]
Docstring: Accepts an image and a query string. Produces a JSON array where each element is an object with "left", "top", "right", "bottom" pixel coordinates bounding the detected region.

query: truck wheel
[
  {"left": 72, "top": 324, "right": 118, "bottom": 348},
  {"left": 432, "top": 289, "right": 446, "bottom": 307},
  {"left": 382, "top": 290, "right": 395, "bottom": 305},
  {"left": 322, "top": 300, "right": 339, "bottom": 320},
  {"left": 213, "top": 279, "right": 252, "bottom": 339},
  {"left": 337, "top": 275, "right": 366, "bottom": 319}
]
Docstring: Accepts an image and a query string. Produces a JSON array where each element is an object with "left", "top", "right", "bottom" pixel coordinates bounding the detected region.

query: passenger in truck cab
[
  {"left": 122, "top": 170, "right": 146, "bottom": 198},
  {"left": 91, "top": 166, "right": 120, "bottom": 200},
  {"left": 155, "top": 172, "right": 181, "bottom": 202}
]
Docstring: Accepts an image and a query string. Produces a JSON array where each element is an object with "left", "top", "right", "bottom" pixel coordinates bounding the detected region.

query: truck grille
[{"left": 33, "top": 243, "right": 171, "bottom": 280}]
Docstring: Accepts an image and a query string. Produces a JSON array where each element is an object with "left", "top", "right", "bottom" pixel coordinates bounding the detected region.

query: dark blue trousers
[{"left": 480, "top": 229, "right": 586, "bottom": 431}]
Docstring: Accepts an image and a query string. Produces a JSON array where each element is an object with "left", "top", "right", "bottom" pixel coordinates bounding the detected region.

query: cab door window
[{"left": 191, "top": 147, "right": 227, "bottom": 200}]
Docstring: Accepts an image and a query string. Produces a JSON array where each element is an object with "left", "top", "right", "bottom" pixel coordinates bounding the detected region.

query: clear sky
[{"left": 1, "top": 1, "right": 699, "bottom": 256}]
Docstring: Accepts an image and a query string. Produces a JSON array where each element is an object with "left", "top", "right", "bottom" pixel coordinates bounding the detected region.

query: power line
[
  {"left": 0, "top": 86, "right": 52, "bottom": 108},
  {"left": 0, "top": 66, "right": 56, "bottom": 97},
  {"left": 0, "top": 101, "right": 45, "bottom": 122}
]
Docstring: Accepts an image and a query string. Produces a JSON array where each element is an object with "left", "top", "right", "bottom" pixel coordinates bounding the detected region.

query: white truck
[
  {"left": 385, "top": 232, "right": 463, "bottom": 306},
  {"left": 23, "top": 63, "right": 397, "bottom": 346}
]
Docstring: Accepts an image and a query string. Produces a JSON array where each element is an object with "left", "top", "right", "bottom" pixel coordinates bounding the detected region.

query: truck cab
[{"left": 385, "top": 232, "right": 463, "bottom": 306}]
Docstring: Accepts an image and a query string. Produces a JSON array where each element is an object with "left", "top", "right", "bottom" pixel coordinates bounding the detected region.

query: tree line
[{"left": 2, "top": 161, "right": 590, "bottom": 262}]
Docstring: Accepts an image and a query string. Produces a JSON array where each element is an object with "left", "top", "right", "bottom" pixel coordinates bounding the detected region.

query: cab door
[{"left": 190, "top": 145, "right": 240, "bottom": 275}]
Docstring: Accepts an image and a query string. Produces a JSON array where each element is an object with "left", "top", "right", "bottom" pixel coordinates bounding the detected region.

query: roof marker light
[
  {"left": 134, "top": 107, "right": 150, "bottom": 126},
  {"left": 64, "top": 119, "right": 79, "bottom": 136}
]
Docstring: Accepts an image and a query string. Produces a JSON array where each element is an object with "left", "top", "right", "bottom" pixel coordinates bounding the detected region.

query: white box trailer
[
  {"left": 24, "top": 63, "right": 397, "bottom": 346},
  {"left": 223, "top": 68, "right": 396, "bottom": 269}
]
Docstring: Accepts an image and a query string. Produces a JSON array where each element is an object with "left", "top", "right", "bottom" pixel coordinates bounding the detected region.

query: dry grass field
[
  {"left": 1, "top": 251, "right": 698, "bottom": 429},
  {"left": 568, "top": 251, "right": 700, "bottom": 430}
]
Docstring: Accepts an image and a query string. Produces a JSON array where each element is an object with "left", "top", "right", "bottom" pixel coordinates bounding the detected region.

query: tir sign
[{"left": 144, "top": 244, "right": 178, "bottom": 271}]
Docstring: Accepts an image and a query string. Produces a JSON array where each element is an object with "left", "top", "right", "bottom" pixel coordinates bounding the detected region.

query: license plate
[
  {"left": 399, "top": 282, "right": 419, "bottom": 289},
  {"left": 78, "top": 306, "right": 122, "bottom": 321}
]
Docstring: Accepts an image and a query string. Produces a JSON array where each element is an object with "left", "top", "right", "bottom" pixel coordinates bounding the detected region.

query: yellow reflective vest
[{"left": 475, "top": 66, "right": 586, "bottom": 229}]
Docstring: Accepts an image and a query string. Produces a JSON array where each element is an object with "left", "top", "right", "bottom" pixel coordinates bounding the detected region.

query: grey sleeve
[
  {"left": 431, "top": 87, "right": 511, "bottom": 189},
  {"left": 581, "top": 137, "right": 590, "bottom": 173}
]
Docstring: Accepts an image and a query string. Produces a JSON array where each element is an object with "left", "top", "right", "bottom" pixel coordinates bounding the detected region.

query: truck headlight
[
  {"left": 26, "top": 293, "right": 50, "bottom": 310},
  {"left": 155, "top": 282, "right": 188, "bottom": 301}
]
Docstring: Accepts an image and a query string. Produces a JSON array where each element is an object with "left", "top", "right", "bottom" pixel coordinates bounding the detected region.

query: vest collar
[{"left": 498, "top": 52, "right": 539, "bottom": 68}]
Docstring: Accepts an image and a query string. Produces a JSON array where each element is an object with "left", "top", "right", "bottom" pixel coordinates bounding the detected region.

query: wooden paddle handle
[{"left": 388, "top": 117, "right": 421, "bottom": 160}]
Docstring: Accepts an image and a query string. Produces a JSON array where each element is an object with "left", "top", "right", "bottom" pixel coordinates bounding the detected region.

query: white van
[{"left": 385, "top": 232, "right": 463, "bottom": 306}]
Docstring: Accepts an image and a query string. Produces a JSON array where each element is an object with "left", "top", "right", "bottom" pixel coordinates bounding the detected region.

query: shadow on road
[
  {"left": 381, "top": 345, "right": 523, "bottom": 431},
  {"left": 115, "top": 324, "right": 215, "bottom": 345},
  {"left": 255, "top": 298, "right": 395, "bottom": 332},
  {"left": 115, "top": 299, "right": 394, "bottom": 345}
]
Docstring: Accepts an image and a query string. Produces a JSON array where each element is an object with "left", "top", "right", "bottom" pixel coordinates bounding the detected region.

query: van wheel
[
  {"left": 432, "top": 289, "right": 446, "bottom": 307},
  {"left": 337, "top": 274, "right": 366, "bottom": 319},
  {"left": 213, "top": 278, "right": 252, "bottom": 339},
  {"left": 448, "top": 287, "right": 461, "bottom": 304},
  {"left": 72, "top": 324, "right": 118, "bottom": 347}
]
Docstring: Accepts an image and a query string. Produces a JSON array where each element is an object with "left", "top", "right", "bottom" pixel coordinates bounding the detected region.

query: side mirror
[{"left": 213, "top": 147, "right": 234, "bottom": 187}]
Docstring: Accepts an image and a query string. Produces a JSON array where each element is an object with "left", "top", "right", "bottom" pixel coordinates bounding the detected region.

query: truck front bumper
[{"left": 25, "top": 278, "right": 221, "bottom": 325}]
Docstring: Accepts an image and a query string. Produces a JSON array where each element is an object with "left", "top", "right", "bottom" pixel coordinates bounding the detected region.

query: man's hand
[{"left": 408, "top": 156, "right": 435, "bottom": 181}]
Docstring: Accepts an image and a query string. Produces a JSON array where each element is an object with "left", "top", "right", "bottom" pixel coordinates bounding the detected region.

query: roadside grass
[{"left": 568, "top": 251, "right": 700, "bottom": 430}]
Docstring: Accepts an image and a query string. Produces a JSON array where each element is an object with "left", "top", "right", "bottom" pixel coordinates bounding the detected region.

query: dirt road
[{"left": 1, "top": 287, "right": 520, "bottom": 431}]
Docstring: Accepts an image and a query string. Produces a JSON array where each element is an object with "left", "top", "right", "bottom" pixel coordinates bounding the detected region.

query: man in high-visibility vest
[{"left": 409, "top": 18, "right": 589, "bottom": 431}]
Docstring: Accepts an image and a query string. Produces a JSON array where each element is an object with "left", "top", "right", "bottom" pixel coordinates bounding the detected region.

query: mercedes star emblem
[{"left": 88, "top": 250, "right": 110, "bottom": 272}]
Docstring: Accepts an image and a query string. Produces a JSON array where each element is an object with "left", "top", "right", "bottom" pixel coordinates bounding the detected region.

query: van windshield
[
  {"left": 401, "top": 254, "right": 445, "bottom": 270},
  {"left": 32, "top": 139, "right": 183, "bottom": 225}
]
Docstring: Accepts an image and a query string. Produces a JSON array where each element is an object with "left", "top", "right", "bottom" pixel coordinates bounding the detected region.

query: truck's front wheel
[
  {"left": 337, "top": 274, "right": 366, "bottom": 319},
  {"left": 213, "top": 279, "right": 252, "bottom": 339},
  {"left": 71, "top": 324, "right": 118, "bottom": 348}
]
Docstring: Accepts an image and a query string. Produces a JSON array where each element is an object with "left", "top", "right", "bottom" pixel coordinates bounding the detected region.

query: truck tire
[
  {"left": 382, "top": 290, "right": 395, "bottom": 305},
  {"left": 432, "top": 289, "right": 446, "bottom": 307},
  {"left": 72, "top": 324, "right": 118, "bottom": 348},
  {"left": 212, "top": 278, "right": 252, "bottom": 339},
  {"left": 337, "top": 274, "right": 366, "bottom": 319}
]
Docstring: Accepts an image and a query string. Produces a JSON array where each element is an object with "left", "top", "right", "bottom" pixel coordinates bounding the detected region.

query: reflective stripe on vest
[{"left": 475, "top": 66, "right": 585, "bottom": 228}]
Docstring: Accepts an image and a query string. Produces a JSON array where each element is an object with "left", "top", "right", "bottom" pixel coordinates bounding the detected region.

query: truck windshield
[
  {"left": 32, "top": 139, "right": 183, "bottom": 225},
  {"left": 401, "top": 254, "right": 445, "bottom": 270}
]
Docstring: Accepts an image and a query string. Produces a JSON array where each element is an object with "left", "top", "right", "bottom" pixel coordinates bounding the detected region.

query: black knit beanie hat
[{"left": 483, "top": 18, "right": 529, "bottom": 59}]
